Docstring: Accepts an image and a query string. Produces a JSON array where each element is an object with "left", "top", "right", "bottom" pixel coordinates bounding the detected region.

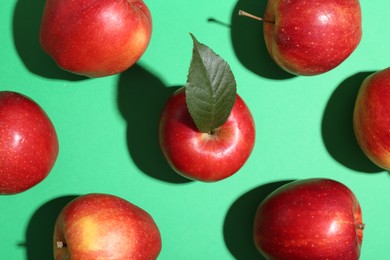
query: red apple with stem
[
  {"left": 239, "top": 0, "right": 362, "bottom": 76},
  {"left": 0, "top": 91, "right": 59, "bottom": 194},
  {"left": 53, "top": 193, "right": 162, "bottom": 260},
  {"left": 40, "top": 0, "right": 152, "bottom": 78},
  {"left": 254, "top": 178, "right": 364, "bottom": 260},
  {"left": 353, "top": 67, "right": 390, "bottom": 170},
  {"left": 159, "top": 34, "right": 255, "bottom": 182}
]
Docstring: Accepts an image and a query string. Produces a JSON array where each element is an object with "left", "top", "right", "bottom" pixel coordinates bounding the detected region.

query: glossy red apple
[
  {"left": 353, "top": 67, "right": 390, "bottom": 170},
  {"left": 40, "top": 0, "right": 152, "bottom": 78},
  {"left": 258, "top": 0, "right": 362, "bottom": 76},
  {"left": 0, "top": 91, "right": 59, "bottom": 194},
  {"left": 159, "top": 87, "right": 255, "bottom": 182},
  {"left": 254, "top": 178, "right": 364, "bottom": 260},
  {"left": 53, "top": 193, "right": 162, "bottom": 260}
]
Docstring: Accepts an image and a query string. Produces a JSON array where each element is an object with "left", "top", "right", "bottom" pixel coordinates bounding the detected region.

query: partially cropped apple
[
  {"left": 240, "top": 0, "right": 362, "bottom": 76},
  {"left": 53, "top": 193, "right": 162, "bottom": 260},
  {"left": 40, "top": 0, "right": 152, "bottom": 78},
  {"left": 159, "top": 34, "right": 255, "bottom": 182},
  {"left": 254, "top": 178, "right": 364, "bottom": 260},
  {"left": 0, "top": 91, "right": 59, "bottom": 194},
  {"left": 353, "top": 67, "right": 390, "bottom": 170}
]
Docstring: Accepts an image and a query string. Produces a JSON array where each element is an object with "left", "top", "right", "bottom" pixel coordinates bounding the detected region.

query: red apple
[
  {"left": 53, "top": 193, "right": 162, "bottom": 260},
  {"left": 0, "top": 91, "right": 59, "bottom": 194},
  {"left": 40, "top": 0, "right": 152, "bottom": 78},
  {"left": 254, "top": 178, "right": 364, "bottom": 260},
  {"left": 159, "top": 87, "right": 255, "bottom": 182},
  {"left": 353, "top": 67, "right": 390, "bottom": 170},
  {"left": 260, "top": 0, "right": 362, "bottom": 76}
]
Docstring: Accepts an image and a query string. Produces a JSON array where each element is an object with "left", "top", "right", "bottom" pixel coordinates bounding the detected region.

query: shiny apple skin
[
  {"left": 159, "top": 87, "right": 255, "bottom": 182},
  {"left": 254, "top": 178, "right": 364, "bottom": 260},
  {"left": 353, "top": 68, "right": 390, "bottom": 170},
  {"left": 53, "top": 193, "right": 162, "bottom": 260},
  {"left": 40, "top": 0, "right": 152, "bottom": 78},
  {"left": 0, "top": 91, "right": 59, "bottom": 194},
  {"left": 263, "top": 0, "right": 362, "bottom": 76}
]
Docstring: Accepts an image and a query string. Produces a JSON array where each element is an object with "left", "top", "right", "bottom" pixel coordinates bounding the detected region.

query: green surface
[{"left": 1, "top": 0, "right": 389, "bottom": 259}]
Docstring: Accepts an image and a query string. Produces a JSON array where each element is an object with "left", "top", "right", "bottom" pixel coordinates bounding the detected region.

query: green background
[{"left": 1, "top": 0, "right": 389, "bottom": 259}]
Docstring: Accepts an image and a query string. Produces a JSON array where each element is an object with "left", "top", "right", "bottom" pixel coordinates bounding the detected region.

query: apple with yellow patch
[
  {"left": 40, "top": 0, "right": 152, "bottom": 78},
  {"left": 53, "top": 193, "right": 162, "bottom": 259}
]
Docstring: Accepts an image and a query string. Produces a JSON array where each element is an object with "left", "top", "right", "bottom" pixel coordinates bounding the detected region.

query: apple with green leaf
[
  {"left": 40, "top": 0, "right": 152, "bottom": 78},
  {"left": 254, "top": 178, "right": 364, "bottom": 260},
  {"left": 159, "top": 34, "right": 256, "bottom": 182},
  {"left": 54, "top": 193, "right": 162, "bottom": 260},
  {"left": 0, "top": 91, "right": 59, "bottom": 194},
  {"left": 353, "top": 67, "right": 390, "bottom": 170},
  {"left": 239, "top": 0, "right": 362, "bottom": 76}
]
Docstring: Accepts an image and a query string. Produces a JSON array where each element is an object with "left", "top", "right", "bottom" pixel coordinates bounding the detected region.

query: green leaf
[{"left": 185, "top": 33, "right": 237, "bottom": 133}]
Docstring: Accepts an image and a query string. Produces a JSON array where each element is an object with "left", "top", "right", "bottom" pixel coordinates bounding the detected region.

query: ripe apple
[
  {"left": 159, "top": 87, "right": 255, "bottom": 182},
  {"left": 253, "top": 178, "right": 364, "bottom": 260},
  {"left": 0, "top": 91, "right": 59, "bottom": 194},
  {"left": 353, "top": 67, "right": 390, "bottom": 170},
  {"left": 40, "top": 0, "right": 152, "bottom": 78},
  {"left": 241, "top": 0, "right": 362, "bottom": 76},
  {"left": 53, "top": 193, "right": 162, "bottom": 260}
]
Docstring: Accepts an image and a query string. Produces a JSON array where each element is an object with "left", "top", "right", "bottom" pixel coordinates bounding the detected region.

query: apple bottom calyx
[
  {"left": 56, "top": 241, "right": 67, "bottom": 248},
  {"left": 356, "top": 223, "right": 365, "bottom": 229}
]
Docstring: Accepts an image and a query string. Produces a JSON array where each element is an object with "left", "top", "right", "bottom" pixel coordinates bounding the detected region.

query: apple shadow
[
  {"left": 117, "top": 65, "right": 191, "bottom": 184},
  {"left": 12, "top": 0, "right": 86, "bottom": 81},
  {"left": 223, "top": 180, "right": 294, "bottom": 260},
  {"left": 321, "top": 72, "right": 383, "bottom": 173},
  {"left": 20, "top": 195, "right": 78, "bottom": 260},
  {"left": 230, "top": 0, "right": 295, "bottom": 80}
]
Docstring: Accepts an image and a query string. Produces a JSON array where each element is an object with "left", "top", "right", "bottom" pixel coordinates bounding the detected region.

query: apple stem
[
  {"left": 57, "top": 241, "right": 67, "bottom": 248},
  {"left": 238, "top": 10, "right": 275, "bottom": 24}
]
